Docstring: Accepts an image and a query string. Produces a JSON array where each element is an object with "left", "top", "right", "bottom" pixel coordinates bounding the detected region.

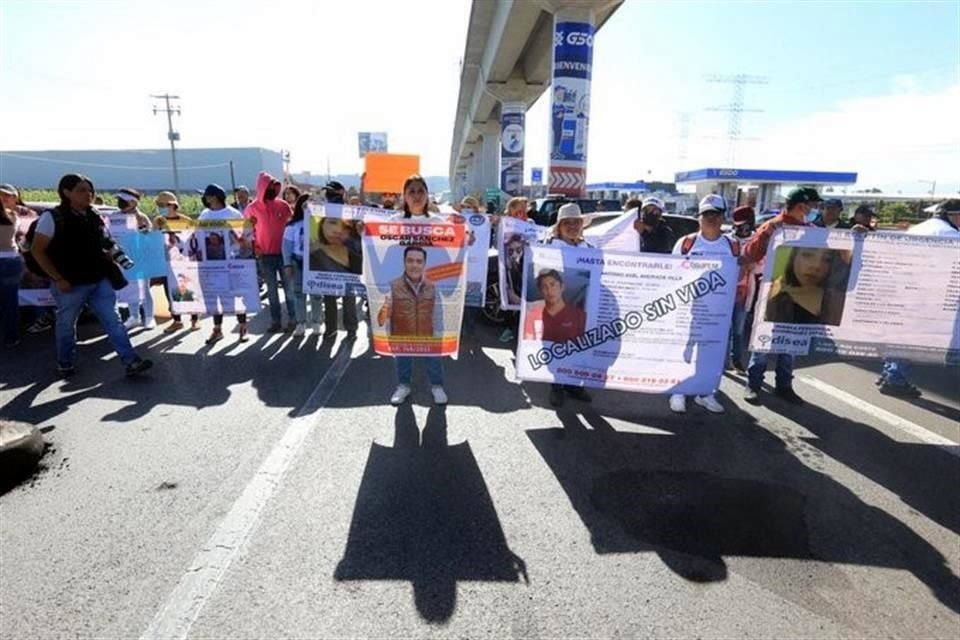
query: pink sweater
[{"left": 244, "top": 171, "right": 291, "bottom": 255}]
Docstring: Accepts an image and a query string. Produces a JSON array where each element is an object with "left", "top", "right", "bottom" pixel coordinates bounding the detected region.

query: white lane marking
[
  {"left": 796, "top": 375, "right": 959, "bottom": 457},
  {"left": 140, "top": 345, "right": 354, "bottom": 640}
]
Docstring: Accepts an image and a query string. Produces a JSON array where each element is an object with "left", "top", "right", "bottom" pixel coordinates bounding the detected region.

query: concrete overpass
[{"left": 449, "top": 0, "right": 623, "bottom": 203}]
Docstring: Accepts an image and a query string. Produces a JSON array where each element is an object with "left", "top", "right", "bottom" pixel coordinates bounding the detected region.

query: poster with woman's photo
[
  {"left": 750, "top": 227, "right": 960, "bottom": 364},
  {"left": 163, "top": 218, "right": 258, "bottom": 315},
  {"left": 303, "top": 203, "right": 390, "bottom": 297},
  {"left": 497, "top": 216, "right": 544, "bottom": 311},
  {"left": 361, "top": 219, "right": 468, "bottom": 358},
  {"left": 515, "top": 244, "right": 739, "bottom": 394}
]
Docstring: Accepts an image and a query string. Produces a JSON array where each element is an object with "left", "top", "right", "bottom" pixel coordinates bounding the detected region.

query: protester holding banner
[
  {"left": 539, "top": 203, "right": 593, "bottom": 406},
  {"left": 153, "top": 191, "right": 200, "bottom": 333},
  {"left": 634, "top": 197, "right": 674, "bottom": 254},
  {"left": 497, "top": 196, "right": 532, "bottom": 344},
  {"left": 741, "top": 186, "right": 820, "bottom": 404},
  {"left": 0, "top": 184, "right": 23, "bottom": 347},
  {"left": 667, "top": 195, "right": 740, "bottom": 414},
  {"left": 813, "top": 198, "right": 850, "bottom": 229},
  {"left": 282, "top": 194, "right": 324, "bottom": 336},
  {"left": 385, "top": 175, "right": 448, "bottom": 406},
  {"left": 728, "top": 205, "right": 757, "bottom": 371},
  {"left": 115, "top": 188, "right": 156, "bottom": 329},
  {"left": 317, "top": 181, "right": 360, "bottom": 339},
  {"left": 245, "top": 172, "right": 295, "bottom": 332},
  {"left": 29, "top": 173, "right": 152, "bottom": 377},
  {"left": 877, "top": 200, "right": 960, "bottom": 397},
  {"left": 198, "top": 184, "right": 250, "bottom": 344}
]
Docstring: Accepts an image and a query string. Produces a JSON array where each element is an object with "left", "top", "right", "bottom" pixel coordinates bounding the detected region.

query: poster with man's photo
[
  {"left": 362, "top": 219, "right": 468, "bottom": 358},
  {"left": 750, "top": 227, "right": 960, "bottom": 364},
  {"left": 163, "top": 218, "right": 258, "bottom": 315},
  {"left": 497, "top": 216, "right": 544, "bottom": 311},
  {"left": 303, "top": 203, "right": 390, "bottom": 297},
  {"left": 515, "top": 244, "right": 739, "bottom": 394}
]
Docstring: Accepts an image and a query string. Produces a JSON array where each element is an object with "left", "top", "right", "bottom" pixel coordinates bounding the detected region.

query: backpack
[
  {"left": 679, "top": 232, "right": 740, "bottom": 257},
  {"left": 20, "top": 209, "right": 64, "bottom": 277}
]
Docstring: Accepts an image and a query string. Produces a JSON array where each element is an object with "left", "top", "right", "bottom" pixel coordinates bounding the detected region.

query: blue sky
[{"left": 1, "top": 0, "right": 957, "bottom": 193}]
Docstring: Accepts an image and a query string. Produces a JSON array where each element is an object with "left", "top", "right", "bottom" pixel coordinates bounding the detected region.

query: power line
[{"left": 704, "top": 73, "right": 769, "bottom": 166}]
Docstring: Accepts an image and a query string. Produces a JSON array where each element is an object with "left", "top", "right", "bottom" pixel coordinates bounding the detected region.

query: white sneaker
[
  {"left": 431, "top": 385, "right": 448, "bottom": 405},
  {"left": 390, "top": 384, "right": 411, "bottom": 406},
  {"left": 293, "top": 323, "right": 306, "bottom": 337},
  {"left": 143, "top": 318, "right": 157, "bottom": 330},
  {"left": 669, "top": 394, "right": 686, "bottom": 413},
  {"left": 123, "top": 316, "right": 140, "bottom": 329},
  {"left": 311, "top": 323, "right": 323, "bottom": 334},
  {"left": 695, "top": 394, "right": 725, "bottom": 414}
]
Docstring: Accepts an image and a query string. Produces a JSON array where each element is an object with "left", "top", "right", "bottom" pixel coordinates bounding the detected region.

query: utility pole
[
  {"left": 151, "top": 93, "right": 182, "bottom": 198},
  {"left": 918, "top": 179, "right": 936, "bottom": 197},
  {"left": 704, "top": 74, "right": 768, "bottom": 166},
  {"left": 280, "top": 149, "right": 291, "bottom": 183}
]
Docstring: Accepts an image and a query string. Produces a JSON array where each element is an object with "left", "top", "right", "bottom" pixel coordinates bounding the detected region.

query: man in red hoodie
[
  {"left": 245, "top": 171, "right": 294, "bottom": 331},
  {"left": 742, "top": 186, "right": 820, "bottom": 405}
]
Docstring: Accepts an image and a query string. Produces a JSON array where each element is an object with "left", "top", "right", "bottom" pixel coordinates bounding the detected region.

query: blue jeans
[
  {"left": 258, "top": 254, "right": 295, "bottom": 324},
  {"left": 52, "top": 278, "right": 138, "bottom": 367},
  {"left": 747, "top": 351, "right": 794, "bottom": 391},
  {"left": 881, "top": 358, "right": 912, "bottom": 386},
  {"left": 283, "top": 260, "right": 322, "bottom": 324},
  {"left": 0, "top": 256, "right": 23, "bottom": 345},
  {"left": 395, "top": 357, "right": 443, "bottom": 386},
  {"left": 731, "top": 306, "right": 749, "bottom": 364}
]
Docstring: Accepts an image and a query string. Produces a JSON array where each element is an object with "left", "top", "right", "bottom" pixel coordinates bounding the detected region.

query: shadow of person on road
[
  {"left": 334, "top": 405, "right": 528, "bottom": 623},
  {"left": 526, "top": 400, "right": 960, "bottom": 615}
]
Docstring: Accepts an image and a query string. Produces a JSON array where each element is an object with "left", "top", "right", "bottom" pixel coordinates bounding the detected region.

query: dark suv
[{"left": 529, "top": 197, "right": 623, "bottom": 226}]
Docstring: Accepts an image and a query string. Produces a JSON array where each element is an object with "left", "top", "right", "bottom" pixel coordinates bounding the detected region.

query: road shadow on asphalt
[
  {"left": 525, "top": 399, "right": 960, "bottom": 615},
  {"left": 0, "top": 316, "right": 344, "bottom": 426},
  {"left": 334, "top": 404, "right": 528, "bottom": 623}
]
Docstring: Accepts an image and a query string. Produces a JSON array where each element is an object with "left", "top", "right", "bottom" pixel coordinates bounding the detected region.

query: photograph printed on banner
[
  {"left": 362, "top": 219, "right": 467, "bottom": 358},
  {"left": 304, "top": 203, "right": 388, "bottom": 297},
  {"left": 764, "top": 245, "right": 852, "bottom": 326},
  {"left": 462, "top": 211, "right": 490, "bottom": 307},
  {"left": 522, "top": 266, "right": 591, "bottom": 343},
  {"left": 497, "top": 216, "right": 543, "bottom": 310}
]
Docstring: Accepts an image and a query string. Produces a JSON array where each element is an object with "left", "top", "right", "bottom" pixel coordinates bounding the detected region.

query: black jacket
[{"left": 640, "top": 221, "right": 675, "bottom": 254}]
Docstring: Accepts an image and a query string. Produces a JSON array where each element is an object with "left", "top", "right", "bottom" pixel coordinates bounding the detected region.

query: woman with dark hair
[
  {"left": 282, "top": 193, "right": 324, "bottom": 336},
  {"left": 282, "top": 185, "right": 302, "bottom": 208},
  {"left": 385, "top": 175, "right": 448, "bottom": 406},
  {"left": 0, "top": 184, "right": 24, "bottom": 346},
  {"left": 309, "top": 217, "right": 363, "bottom": 275},
  {"left": 27, "top": 173, "right": 152, "bottom": 376},
  {"left": 764, "top": 247, "right": 849, "bottom": 326}
]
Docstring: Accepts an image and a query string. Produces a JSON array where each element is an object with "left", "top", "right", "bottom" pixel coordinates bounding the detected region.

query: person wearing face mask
[
  {"left": 728, "top": 205, "right": 757, "bottom": 372},
  {"left": 812, "top": 198, "right": 850, "bottom": 229},
  {"left": 740, "top": 186, "right": 821, "bottom": 405},
  {"left": 633, "top": 196, "right": 675, "bottom": 254},
  {"left": 244, "top": 171, "right": 295, "bottom": 332},
  {"left": 115, "top": 188, "right": 156, "bottom": 330}
]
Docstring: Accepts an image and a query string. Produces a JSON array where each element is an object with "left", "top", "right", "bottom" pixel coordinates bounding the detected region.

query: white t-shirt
[
  {"left": 907, "top": 217, "right": 960, "bottom": 238},
  {"left": 198, "top": 205, "right": 243, "bottom": 221},
  {"left": 673, "top": 233, "right": 739, "bottom": 256}
]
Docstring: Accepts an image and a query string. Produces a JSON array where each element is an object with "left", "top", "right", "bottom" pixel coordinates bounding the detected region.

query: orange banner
[
  {"left": 372, "top": 336, "right": 460, "bottom": 356},
  {"left": 425, "top": 262, "right": 464, "bottom": 281},
  {"left": 364, "top": 153, "right": 420, "bottom": 193}
]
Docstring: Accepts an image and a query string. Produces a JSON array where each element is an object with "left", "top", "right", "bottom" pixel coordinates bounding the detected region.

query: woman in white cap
[{"left": 540, "top": 202, "right": 593, "bottom": 406}]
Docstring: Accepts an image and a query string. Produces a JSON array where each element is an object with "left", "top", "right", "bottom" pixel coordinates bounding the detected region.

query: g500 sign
[{"left": 555, "top": 30, "right": 594, "bottom": 48}]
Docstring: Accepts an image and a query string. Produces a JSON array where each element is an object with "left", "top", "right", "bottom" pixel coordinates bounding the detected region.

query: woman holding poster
[
  {"left": 539, "top": 203, "right": 593, "bottom": 407},
  {"left": 386, "top": 175, "right": 448, "bottom": 407},
  {"left": 0, "top": 184, "right": 24, "bottom": 347}
]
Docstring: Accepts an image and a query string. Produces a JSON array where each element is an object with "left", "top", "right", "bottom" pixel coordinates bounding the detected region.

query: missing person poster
[
  {"left": 362, "top": 219, "right": 468, "bottom": 358},
  {"left": 750, "top": 227, "right": 960, "bottom": 364},
  {"left": 163, "top": 218, "right": 258, "bottom": 315},
  {"left": 303, "top": 203, "right": 389, "bottom": 297},
  {"left": 497, "top": 216, "right": 544, "bottom": 311},
  {"left": 462, "top": 211, "right": 491, "bottom": 307},
  {"left": 515, "top": 244, "right": 739, "bottom": 394},
  {"left": 15, "top": 213, "right": 54, "bottom": 306}
]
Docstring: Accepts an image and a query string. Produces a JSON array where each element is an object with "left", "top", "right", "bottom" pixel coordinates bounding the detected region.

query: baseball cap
[
  {"left": 324, "top": 180, "right": 346, "bottom": 192},
  {"left": 234, "top": 185, "right": 249, "bottom": 193},
  {"left": 115, "top": 187, "right": 142, "bottom": 203},
  {"left": 698, "top": 194, "right": 727, "bottom": 215},
  {"left": 640, "top": 197, "right": 665, "bottom": 213},
  {"left": 785, "top": 186, "right": 821, "bottom": 208},
  {"left": 823, "top": 198, "right": 843, "bottom": 208},
  {"left": 732, "top": 205, "right": 755, "bottom": 225},
  {"left": 0, "top": 183, "right": 18, "bottom": 197}
]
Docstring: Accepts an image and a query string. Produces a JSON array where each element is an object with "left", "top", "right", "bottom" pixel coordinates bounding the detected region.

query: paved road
[{"left": 1, "top": 311, "right": 958, "bottom": 639}]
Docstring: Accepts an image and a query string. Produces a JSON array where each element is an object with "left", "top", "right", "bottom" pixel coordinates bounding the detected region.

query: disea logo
[{"left": 469, "top": 214, "right": 485, "bottom": 225}]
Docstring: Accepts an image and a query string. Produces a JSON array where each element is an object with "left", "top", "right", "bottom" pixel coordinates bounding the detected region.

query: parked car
[
  {"left": 529, "top": 196, "right": 623, "bottom": 227},
  {"left": 481, "top": 212, "right": 701, "bottom": 326}
]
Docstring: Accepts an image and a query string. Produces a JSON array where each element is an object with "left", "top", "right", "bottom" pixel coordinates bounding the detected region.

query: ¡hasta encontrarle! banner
[
  {"left": 749, "top": 227, "right": 960, "bottom": 364},
  {"left": 163, "top": 218, "right": 259, "bottom": 315},
  {"left": 497, "top": 216, "right": 544, "bottom": 311},
  {"left": 303, "top": 203, "right": 390, "bottom": 297},
  {"left": 515, "top": 244, "right": 739, "bottom": 394},
  {"left": 362, "top": 219, "right": 467, "bottom": 358}
]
